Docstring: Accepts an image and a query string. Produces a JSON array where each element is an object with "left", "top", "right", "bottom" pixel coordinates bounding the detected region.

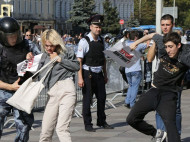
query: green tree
[
  {"left": 134, "top": 0, "right": 156, "bottom": 25},
  {"left": 163, "top": 0, "right": 190, "bottom": 30},
  {"left": 127, "top": 14, "right": 140, "bottom": 27},
  {"left": 67, "top": 0, "right": 96, "bottom": 34},
  {"left": 133, "top": 0, "right": 190, "bottom": 30},
  {"left": 102, "top": 0, "right": 120, "bottom": 35}
]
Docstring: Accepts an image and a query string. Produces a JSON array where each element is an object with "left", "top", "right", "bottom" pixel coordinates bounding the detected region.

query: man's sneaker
[{"left": 151, "top": 129, "right": 167, "bottom": 142}]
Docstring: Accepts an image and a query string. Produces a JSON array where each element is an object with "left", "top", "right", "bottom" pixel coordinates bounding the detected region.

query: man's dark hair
[
  {"left": 129, "top": 31, "right": 139, "bottom": 40},
  {"left": 161, "top": 14, "right": 174, "bottom": 24},
  {"left": 163, "top": 32, "right": 181, "bottom": 45}
]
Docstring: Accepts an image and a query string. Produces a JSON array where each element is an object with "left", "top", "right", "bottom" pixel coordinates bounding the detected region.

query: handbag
[{"left": 6, "top": 56, "right": 59, "bottom": 114}]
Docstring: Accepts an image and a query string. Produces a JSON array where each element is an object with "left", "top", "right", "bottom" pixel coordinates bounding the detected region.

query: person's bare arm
[
  {"left": 147, "top": 42, "right": 156, "bottom": 62},
  {"left": 77, "top": 58, "right": 84, "bottom": 88},
  {"left": 0, "top": 78, "right": 20, "bottom": 91},
  {"left": 130, "top": 33, "right": 156, "bottom": 50}
]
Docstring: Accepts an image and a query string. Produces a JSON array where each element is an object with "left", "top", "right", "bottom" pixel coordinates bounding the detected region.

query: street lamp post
[
  {"left": 152, "top": 0, "right": 163, "bottom": 76},
  {"left": 156, "top": 0, "right": 163, "bottom": 34},
  {"left": 173, "top": 0, "right": 175, "bottom": 26}
]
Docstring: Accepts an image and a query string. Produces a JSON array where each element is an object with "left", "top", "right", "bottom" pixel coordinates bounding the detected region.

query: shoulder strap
[
  {"left": 99, "top": 36, "right": 104, "bottom": 44},
  {"left": 32, "top": 56, "right": 59, "bottom": 79},
  {"left": 84, "top": 36, "right": 90, "bottom": 44},
  {"left": 84, "top": 36, "right": 104, "bottom": 45}
]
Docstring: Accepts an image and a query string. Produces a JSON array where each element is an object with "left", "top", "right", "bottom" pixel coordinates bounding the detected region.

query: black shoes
[
  {"left": 85, "top": 122, "right": 114, "bottom": 132},
  {"left": 97, "top": 122, "right": 114, "bottom": 129},
  {"left": 85, "top": 126, "right": 96, "bottom": 132},
  {"left": 124, "top": 104, "right": 130, "bottom": 109}
]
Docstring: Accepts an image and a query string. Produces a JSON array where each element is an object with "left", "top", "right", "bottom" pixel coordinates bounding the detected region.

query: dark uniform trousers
[{"left": 82, "top": 69, "right": 106, "bottom": 127}]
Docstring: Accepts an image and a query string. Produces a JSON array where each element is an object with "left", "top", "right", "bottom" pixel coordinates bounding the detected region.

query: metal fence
[
  {"left": 5, "top": 58, "right": 147, "bottom": 127},
  {"left": 33, "top": 58, "right": 128, "bottom": 110}
]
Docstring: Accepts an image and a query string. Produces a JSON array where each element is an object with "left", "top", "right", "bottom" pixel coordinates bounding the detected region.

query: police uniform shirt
[{"left": 77, "top": 32, "right": 105, "bottom": 73}]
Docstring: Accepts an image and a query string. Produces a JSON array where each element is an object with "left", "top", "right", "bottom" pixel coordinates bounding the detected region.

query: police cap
[{"left": 87, "top": 15, "right": 104, "bottom": 26}]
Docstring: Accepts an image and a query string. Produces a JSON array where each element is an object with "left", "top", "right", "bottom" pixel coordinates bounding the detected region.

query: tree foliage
[
  {"left": 102, "top": 0, "right": 120, "bottom": 35},
  {"left": 134, "top": 0, "right": 156, "bottom": 25},
  {"left": 164, "top": 0, "right": 190, "bottom": 30},
  {"left": 127, "top": 14, "right": 140, "bottom": 27},
  {"left": 134, "top": 0, "right": 190, "bottom": 30},
  {"left": 67, "top": 0, "right": 96, "bottom": 34}
]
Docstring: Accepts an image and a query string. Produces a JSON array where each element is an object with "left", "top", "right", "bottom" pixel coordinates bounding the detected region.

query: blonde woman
[{"left": 36, "top": 29, "right": 80, "bottom": 142}]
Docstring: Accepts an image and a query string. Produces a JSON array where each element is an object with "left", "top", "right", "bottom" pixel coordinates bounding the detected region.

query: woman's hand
[
  {"left": 26, "top": 52, "right": 34, "bottom": 60},
  {"left": 49, "top": 52, "right": 61, "bottom": 62}
]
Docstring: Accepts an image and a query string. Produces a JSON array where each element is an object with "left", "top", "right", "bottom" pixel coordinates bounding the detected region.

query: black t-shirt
[{"left": 153, "top": 54, "right": 188, "bottom": 92}]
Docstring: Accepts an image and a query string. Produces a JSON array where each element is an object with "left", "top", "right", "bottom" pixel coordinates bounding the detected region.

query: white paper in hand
[
  {"left": 26, "top": 53, "right": 43, "bottom": 73},
  {"left": 103, "top": 39, "right": 141, "bottom": 67},
  {"left": 17, "top": 53, "right": 43, "bottom": 76}
]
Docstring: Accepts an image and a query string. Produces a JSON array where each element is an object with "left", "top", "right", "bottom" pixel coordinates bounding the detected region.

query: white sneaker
[{"left": 151, "top": 129, "right": 167, "bottom": 142}]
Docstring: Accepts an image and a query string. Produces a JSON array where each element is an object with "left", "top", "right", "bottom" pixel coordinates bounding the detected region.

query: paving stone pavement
[{"left": 1, "top": 89, "right": 190, "bottom": 142}]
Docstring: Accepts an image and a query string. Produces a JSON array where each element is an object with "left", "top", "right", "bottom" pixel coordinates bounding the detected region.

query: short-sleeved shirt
[
  {"left": 77, "top": 32, "right": 105, "bottom": 73},
  {"left": 125, "top": 41, "right": 147, "bottom": 73}
]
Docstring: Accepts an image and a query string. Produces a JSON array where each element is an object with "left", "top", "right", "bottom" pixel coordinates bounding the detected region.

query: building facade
[
  {"left": 55, "top": 0, "right": 134, "bottom": 35},
  {"left": 0, "top": 0, "right": 55, "bottom": 34},
  {"left": 0, "top": 0, "right": 134, "bottom": 35}
]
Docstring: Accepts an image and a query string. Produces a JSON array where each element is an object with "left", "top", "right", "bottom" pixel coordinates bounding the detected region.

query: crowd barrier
[
  {"left": 4, "top": 58, "right": 146, "bottom": 127},
  {"left": 33, "top": 58, "right": 128, "bottom": 111}
]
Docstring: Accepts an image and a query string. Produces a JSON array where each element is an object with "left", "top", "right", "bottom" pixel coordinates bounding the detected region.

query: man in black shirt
[{"left": 126, "top": 32, "right": 189, "bottom": 142}]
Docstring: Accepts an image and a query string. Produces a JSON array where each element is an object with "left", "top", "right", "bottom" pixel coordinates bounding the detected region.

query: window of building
[
  {"left": 100, "top": 3, "right": 103, "bottom": 14},
  {"left": 60, "top": 1, "right": 62, "bottom": 18},
  {"left": 69, "top": 2, "right": 71, "bottom": 18},
  {"left": 18, "top": 0, "right": 21, "bottom": 13},
  {"left": 128, "top": 3, "right": 131, "bottom": 18},
  {"left": 12, "top": 0, "right": 15, "bottom": 13},
  {"left": 48, "top": 0, "right": 50, "bottom": 14},
  {"left": 65, "top": 2, "right": 67, "bottom": 18},
  {"left": 29, "top": 0, "right": 32, "bottom": 13},
  {"left": 55, "top": 1, "right": 61, "bottom": 18},
  {"left": 124, "top": 4, "right": 127, "bottom": 18},
  {"left": 41, "top": 0, "right": 43, "bottom": 14},
  {"left": 25, "top": 0, "right": 27, "bottom": 13},
  {"left": 35, "top": 0, "right": 38, "bottom": 14},
  {"left": 61, "top": 1, "right": 64, "bottom": 18}
]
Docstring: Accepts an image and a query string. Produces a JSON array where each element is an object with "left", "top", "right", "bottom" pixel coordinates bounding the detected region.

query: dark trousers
[
  {"left": 127, "top": 88, "right": 181, "bottom": 142},
  {"left": 82, "top": 69, "right": 106, "bottom": 126}
]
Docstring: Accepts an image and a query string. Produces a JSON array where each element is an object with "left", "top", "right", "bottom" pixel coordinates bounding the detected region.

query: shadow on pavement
[
  {"left": 182, "top": 137, "right": 190, "bottom": 142},
  {"left": 111, "top": 121, "right": 128, "bottom": 128}
]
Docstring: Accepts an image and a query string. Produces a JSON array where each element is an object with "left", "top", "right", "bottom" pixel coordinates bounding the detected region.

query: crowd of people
[{"left": 0, "top": 13, "right": 190, "bottom": 142}]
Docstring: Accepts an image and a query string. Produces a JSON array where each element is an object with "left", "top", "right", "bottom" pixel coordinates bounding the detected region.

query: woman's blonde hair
[{"left": 41, "top": 29, "right": 67, "bottom": 54}]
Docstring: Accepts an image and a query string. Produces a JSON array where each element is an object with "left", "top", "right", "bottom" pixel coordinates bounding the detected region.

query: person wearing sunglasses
[{"left": 25, "top": 31, "right": 33, "bottom": 40}]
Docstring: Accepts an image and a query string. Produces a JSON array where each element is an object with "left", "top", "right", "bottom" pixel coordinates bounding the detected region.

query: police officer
[
  {"left": 77, "top": 15, "right": 113, "bottom": 132},
  {"left": 0, "top": 17, "right": 40, "bottom": 141}
]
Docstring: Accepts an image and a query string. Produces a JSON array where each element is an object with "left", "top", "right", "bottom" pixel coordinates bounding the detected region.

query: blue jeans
[
  {"left": 0, "top": 90, "right": 34, "bottom": 142},
  {"left": 156, "top": 90, "right": 182, "bottom": 135},
  {"left": 125, "top": 71, "right": 142, "bottom": 107}
]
